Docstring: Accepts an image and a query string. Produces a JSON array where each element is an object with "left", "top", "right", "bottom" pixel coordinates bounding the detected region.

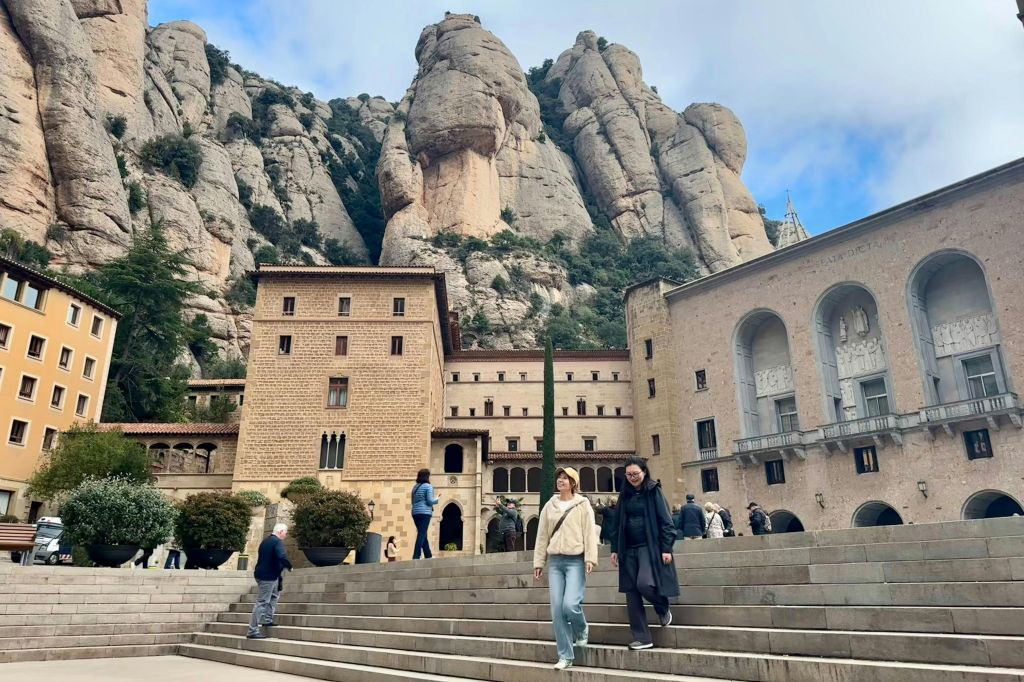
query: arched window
[
  {"left": 526, "top": 517, "right": 539, "bottom": 550},
  {"left": 444, "top": 444, "right": 464, "bottom": 473},
  {"left": 908, "top": 252, "right": 1006, "bottom": 406},
  {"left": 439, "top": 503, "right": 463, "bottom": 551},
  {"left": 492, "top": 467, "right": 508, "bottom": 493},
  {"left": 613, "top": 466, "right": 626, "bottom": 492},
  {"left": 171, "top": 443, "right": 193, "bottom": 473},
  {"left": 852, "top": 501, "right": 903, "bottom": 527},
  {"left": 579, "top": 467, "right": 596, "bottom": 492},
  {"left": 734, "top": 310, "right": 798, "bottom": 437},
  {"left": 962, "top": 490, "right": 1024, "bottom": 519},
  {"left": 510, "top": 467, "right": 527, "bottom": 493},
  {"left": 527, "top": 467, "right": 541, "bottom": 492},
  {"left": 148, "top": 443, "right": 170, "bottom": 472},
  {"left": 195, "top": 442, "right": 217, "bottom": 474},
  {"left": 486, "top": 517, "right": 501, "bottom": 553},
  {"left": 768, "top": 509, "right": 805, "bottom": 533},
  {"left": 596, "top": 467, "right": 613, "bottom": 492},
  {"left": 319, "top": 431, "right": 346, "bottom": 469}
]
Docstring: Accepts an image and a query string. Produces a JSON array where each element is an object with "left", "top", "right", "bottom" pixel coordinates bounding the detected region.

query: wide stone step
[
  {"left": 1, "top": 600, "right": 236, "bottom": 616},
  {"left": 206, "top": 618, "right": 1024, "bottom": 669},
  {"left": 0, "top": 642, "right": 179, "bottom": 664},
  {"left": 0, "top": 621, "right": 199, "bottom": 639},
  {"left": 189, "top": 630, "right": 1024, "bottom": 682},
  {"left": 225, "top": 600, "right": 1024, "bottom": 635},
  {"left": 0, "top": 631, "right": 191, "bottom": 651}
]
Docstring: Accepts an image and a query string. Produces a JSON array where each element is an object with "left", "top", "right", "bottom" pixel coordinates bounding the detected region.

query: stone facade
[
  {"left": 0, "top": 256, "right": 118, "bottom": 520},
  {"left": 625, "top": 158, "right": 1024, "bottom": 534}
]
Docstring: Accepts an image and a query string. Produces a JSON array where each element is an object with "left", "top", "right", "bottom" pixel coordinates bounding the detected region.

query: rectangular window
[
  {"left": 335, "top": 335, "right": 348, "bottom": 356},
  {"left": 19, "top": 375, "right": 37, "bottom": 401},
  {"left": 522, "top": 407, "right": 528, "bottom": 416},
  {"left": 647, "top": 378, "right": 656, "bottom": 398},
  {"left": 507, "top": 438, "right": 519, "bottom": 452},
  {"left": 503, "top": 405, "right": 511, "bottom": 416},
  {"left": 612, "top": 372, "right": 619, "bottom": 381},
  {"left": 596, "top": 405, "right": 605, "bottom": 416},
  {"left": 697, "top": 418, "right": 718, "bottom": 453},
  {"left": 42, "top": 427, "right": 57, "bottom": 451},
  {"left": 765, "top": 459, "right": 786, "bottom": 485},
  {"left": 854, "top": 445, "right": 880, "bottom": 473},
  {"left": 338, "top": 297, "right": 352, "bottom": 316},
  {"left": 701, "top": 468, "right": 719, "bottom": 493},
  {"left": 393, "top": 297, "right": 405, "bottom": 317},
  {"left": 484, "top": 400, "right": 494, "bottom": 417},
  {"left": 566, "top": 372, "right": 574, "bottom": 381},
  {"left": 450, "top": 406, "right": 459, "bottom": 417},
  {"left": 576, "top": 399, "right": 586, "bottom": 416},
  {"left": 0, "top": 322, "right": 10, "bottom": 349},
  {"left": 83, "top": 357, "right": 96, "bottom": 380},
  {"left": 695, "top": 369, "right": 707, "bottom": 391},
  {"left": 390, "top": 336, "right": 404, "bottom": 356},
  {"left": 469, "top": 408, "right": 476, "bottom": 417},
  {"left": 519, "top": 372, "right": 528, "bottom": 381},
  {"left": 59, "top": 347, "right": 73, "bottom": 370},
  {"left": 1, "top": 276, "right": 21, "bottom": 301},
  {"left": 964, "top": 355, "right": 1000, "bottom": 399},
  {"left": 75, "top": 394, "right": 89, "bottom": 417},
  {"left": 473, "top": 373, "right": 480, "bottom": 382},
  {"left": 327, "top": 377, "right": 349, "bottom": 408},
  {"left": 535, "top": 438, "right": 543, "bottom": 451},
  {"left": 583, "top": 438, "right": 595, "bottom": 451},
  {"left": 9, "top": 419, "right": 28, "bottom": 445},
  {"left": 644, "top": 338, "right": 653, "bottom": 359},
  {"left": 861, "top": 378, "right": 889, "bottom": 417},
  {"left": 68, "top": 304, "right": 81, "bottom": 327},
  {"left": 50, "top": 385, "right": 65, "bottom": 409},
  {"left": 497, "top": 372, "right": 505, "bottom": 382},
  {"left": 615, "top": 407, "right": 622, "bottom": 416},
  {"left": 91, "top": 316, "right": 103, "bottom": 337},
  {"left": 278, "top": 335, "right": 292, "bottom": 355},
  {"left": 562, "top": 406, "right": 569, "bottom": 416},
  {"left": 27, "top": 335, "right": 45, "bottom": 360},
  {"left": 652, "top": 434, "right": 661, "bottom": 455},
  {"left": 776, "top": 396, "right": 799, "bottom": 432},
  {"left": 282, "top": 296, "right": 295, "bottom": 316},
  {"left": 452, "top": 372, "right": 460, "bottom": 382},
  {"left": 964, "top": 428, "right": 993, "bottom": 460},
  {"left": 23, "top": 283, "right": 43, "bottom": 310},
  {"left": 591, "top": 371, "right": 599, "bottom": 381}
]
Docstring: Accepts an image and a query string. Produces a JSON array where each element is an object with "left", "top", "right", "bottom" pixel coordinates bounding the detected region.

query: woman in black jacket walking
[{"left": 610, "top": 456, "right": 680, "bottom": 650}]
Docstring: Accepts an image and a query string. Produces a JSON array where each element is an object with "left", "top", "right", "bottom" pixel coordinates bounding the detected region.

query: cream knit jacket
[{"left": 532, "top": 494, "right": 599, "bottom": 569}]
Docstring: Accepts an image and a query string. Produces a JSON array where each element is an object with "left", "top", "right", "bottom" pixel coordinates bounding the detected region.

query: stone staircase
[
  {"left": 178, "top": 517, "right": 1024, "bottom": 682},
  {"left": 0, "top": 564, "right": 252, "bottom": 663}
]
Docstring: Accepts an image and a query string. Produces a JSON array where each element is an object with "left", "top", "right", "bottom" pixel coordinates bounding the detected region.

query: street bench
[{"left": 0, "top": 523, "right": 38, "bottom": 565}]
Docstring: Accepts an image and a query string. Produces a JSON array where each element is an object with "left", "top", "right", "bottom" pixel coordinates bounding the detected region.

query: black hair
[
  {"left": 416, "top": 468, "right": 431, "bottom": 484},
  {"left": 387, "top": 536, "right": 396, "bottom": 544},
  {"left": 621, "top": 456, "right": 655, "bottom": 493}
]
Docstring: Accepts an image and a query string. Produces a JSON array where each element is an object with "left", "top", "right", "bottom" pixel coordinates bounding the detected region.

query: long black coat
[{"left": 612, "top": 480, "right": 680, "bottom": 598}]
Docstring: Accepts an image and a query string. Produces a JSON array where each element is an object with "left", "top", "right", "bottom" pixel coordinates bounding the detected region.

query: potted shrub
[
  {"left": 293, "top": 490, "right": 370, "bottom": 567},
  {"left": 175, "top": 492, "right": 251, "bottom": 569},
  {"left": 61, "top": 477, "right": 175, "bottom": 567},
  {"left": 280, "top": 476, "right": 323, "bottom": 501},
  {"left": 235, "top": 490, "right": 271, "bottom": 508}
]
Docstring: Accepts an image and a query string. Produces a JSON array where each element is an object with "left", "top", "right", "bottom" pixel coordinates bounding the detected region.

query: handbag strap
[
  {"left": 550, "top": 500, "right": 585, "bottom": 539},
  {"left": 411, "top": 483, "right": 423, "bottom": 503}
]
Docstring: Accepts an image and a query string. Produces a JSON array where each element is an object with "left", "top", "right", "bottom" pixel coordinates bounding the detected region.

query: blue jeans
[
  {"left": 412, "top": 514, "right": 432, "bottom": 559},
  {"left": 547, "top": 554, "right": 587, "bottom": 661}
]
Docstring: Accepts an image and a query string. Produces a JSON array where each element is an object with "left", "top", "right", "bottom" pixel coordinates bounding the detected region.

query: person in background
[
  {"left": 670, "top": 505, "right": 683, "bottom": 538},
  {"left": 678, "top": 494, "right": 706, "bottom": 541},
  {"left": 719, "top": 505, "right": 735, "bottom": 537},
  {"left": 411, "top": 469, "right": 440, "bottom": 560},
  {"left": 163, "top": 538, "right": 181, "bottom": 569},
  {"left": 705, "top": 502, "right": 725, "bottom": 539},
  {"left": 611, "top": 456, "right": 680, "bottom": 651},
  {"left": 748, "top": 502, "right": 770, "bottom": 535},
  {"left": 597, "top": 498, "right": 619, "bottom": 545},
  {"left": 533, "top": 467, "right": 598, "bottom": 671},
  {"left": 133, "top": 544, "right": 155, "bottom": 569},
  {"left": 493, "top": 497, "right": 521, "bottom": 552},
  {"left": 247, "top": 523, "right": 292, "bottom": 640},
  {"left": 385, "top": 536, "right": 399, "bottom": 563}
]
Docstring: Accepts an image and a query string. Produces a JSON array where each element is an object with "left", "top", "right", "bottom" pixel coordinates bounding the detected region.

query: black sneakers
[
  {"left": 658, "top": 610, "right": 673, "bottom": 627},
  {"left": 246, "top": 632, "right": 268, "bottom": 639}
]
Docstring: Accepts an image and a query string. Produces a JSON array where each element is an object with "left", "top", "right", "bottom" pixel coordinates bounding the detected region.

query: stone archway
[
  {"left": 769, "top": 509, "right": 805, "bottom": 533},
  {"left": 852, "top": 501, "right": 903, "bottom": 527},
  {"left": 962, "top": 490, "right": 1024, "bottom": 520},
  {"left": 439, "top": 503, "right": 463, "bottom": 551}
]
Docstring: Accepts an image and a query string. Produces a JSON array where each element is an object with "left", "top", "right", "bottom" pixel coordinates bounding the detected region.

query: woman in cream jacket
[{"left": 533, "top": 467, "right": 599, "bottom": 670}]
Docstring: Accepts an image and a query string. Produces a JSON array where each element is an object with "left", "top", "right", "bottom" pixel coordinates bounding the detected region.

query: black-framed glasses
[{"left": 625, "top": 471, "right": 644, "bottom": 479}]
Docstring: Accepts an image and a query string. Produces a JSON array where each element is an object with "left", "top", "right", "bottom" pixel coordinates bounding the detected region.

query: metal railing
[
  {"left": 821, "top": 414, "right": 899, "bottom": 440},
  {"left": 921, "top": 393, "right": 1019, "bottom": 423}
]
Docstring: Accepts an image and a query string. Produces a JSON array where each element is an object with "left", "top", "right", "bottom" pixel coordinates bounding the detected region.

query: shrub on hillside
[
  {"left": 173, "top": 492, "right": 251, "bottom": 550},
  {"left": 140, "top": 134, "right": 203, "bottom": 188},
  {"left": 61, "top": 477, "right": 175, "bottom": 548},
  {"left": 292, "top": 489, "right": 369, "bottom": 550},
  {"left": 248, "top": 205, "right": 286, "bottom": 243},
  {"left": 127, "top": 181, "right": 146, "bottom": 214},
  {"left": 106, "top": 115, "right": 127, "bottom": 139}
]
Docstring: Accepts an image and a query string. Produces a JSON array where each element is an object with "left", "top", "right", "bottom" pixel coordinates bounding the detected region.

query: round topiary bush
[
  {"left": 174, "top": 492, "right": 251, "bottom": 551},
  {"left": 293, "top": 489, "right": 370, "bottom": 550},
  {"left": 61, "top": 477, "right": 175, "bottom": 548},
  {"left": 234, "top": 490, "right": 271, "bottom": 508},
  {"left": 280, "top": 476, "right": 323, "bottom": 500}
]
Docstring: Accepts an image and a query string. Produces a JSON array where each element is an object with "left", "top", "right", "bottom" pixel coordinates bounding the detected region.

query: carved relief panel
[
  {"left": 836, "top": 338, "right": 886, "bottom": 379},
  {"left": 931, "top": 313, "right": 999, "bottom": 358},
  {"left": 755, "top": 364, "right": 793, "bottom": 397}
]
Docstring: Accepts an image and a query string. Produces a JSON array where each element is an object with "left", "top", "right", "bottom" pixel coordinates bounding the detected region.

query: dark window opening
[
  {"left": 964, "top": 429, "right": 993, "bottom": 460},
  {"left": 701, "top": 468, "right": 719, "bottom": 493},
  {"left": 765, "top": 459, "right": 786, "bottom": 485}
]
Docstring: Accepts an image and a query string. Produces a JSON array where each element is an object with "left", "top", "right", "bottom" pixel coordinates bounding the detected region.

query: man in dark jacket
[
  {"left": 719, "top": 506, "right": 734, "bottom": 536},
  {"left": 678, "top": 494, "right": 707, "bottom": 540},
  {"left": 493, "top": 497, "right": 521, "bottom": 552},
  {"left": 597, "top": 499, "right": 618, "bottom": 545},
  {"left": 748, "top": 502, "right": 769, "bottom": 536},
  {"left": 248, "top": 523, "right": 292, "bottom": 639}
]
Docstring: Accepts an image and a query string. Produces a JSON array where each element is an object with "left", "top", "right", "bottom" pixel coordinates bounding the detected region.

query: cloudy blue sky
[{"left": 151, "top": 1, "right": 1023, "bottom": 235}]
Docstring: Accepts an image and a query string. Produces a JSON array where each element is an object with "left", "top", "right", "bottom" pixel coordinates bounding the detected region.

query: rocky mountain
[{"left": 0, "top": 3, "right": 785, "bottom": 362}]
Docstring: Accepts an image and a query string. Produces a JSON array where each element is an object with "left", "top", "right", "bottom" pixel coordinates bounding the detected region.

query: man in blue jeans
[{"left": 248, "top": 523, "right": 292, "bottom": 639}]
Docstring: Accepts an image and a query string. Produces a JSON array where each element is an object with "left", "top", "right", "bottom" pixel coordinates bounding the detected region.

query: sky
[{"left": 150, "top": 1, "right": 1024, "bottom": 235}]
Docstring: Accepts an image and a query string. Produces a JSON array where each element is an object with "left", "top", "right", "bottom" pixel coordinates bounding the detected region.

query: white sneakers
[
  {"left": 575, "top": 625, "right": 589, "bottom": 648},
  {"left": 554, "top": 658, "right": 573, "bottom": 670}
]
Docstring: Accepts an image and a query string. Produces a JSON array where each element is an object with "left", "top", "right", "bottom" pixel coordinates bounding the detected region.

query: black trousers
[
  {"left": 623, "top": 545, "right": 669, "bottom": 644},
  {"left": 502, "top": 531, "right": 518, "bottom": 552}
]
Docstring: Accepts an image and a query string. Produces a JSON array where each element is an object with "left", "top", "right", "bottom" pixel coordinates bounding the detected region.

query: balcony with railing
[
  {"left": 820, "top": 413, "right": 903, "bottom": 452},
  {"left": 920, "top": 392, "right": 1022, "bottom": 436},
  {"left": 698, "top": 446, "right": 719, "bottom": 461},
  {"left": 732, "top": 430, "right": 807, "bottom": 465}
]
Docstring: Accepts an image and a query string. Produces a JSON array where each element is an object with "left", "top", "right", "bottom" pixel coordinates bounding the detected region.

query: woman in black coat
[{"left": 610, "top": 456, "right": 679, "bottom": 650}]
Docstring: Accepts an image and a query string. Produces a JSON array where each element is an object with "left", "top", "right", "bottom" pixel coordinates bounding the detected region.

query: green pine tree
[{"left": 539, "top": 338, "right": 557, "bottom": 510}]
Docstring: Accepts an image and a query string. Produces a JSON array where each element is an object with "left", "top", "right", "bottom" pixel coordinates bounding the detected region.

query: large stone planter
[
  {"left": 184, "top": 548, "right": 234, "bottom": 569},
  {"left": 86, "top": 544, "right": 140, "bottom": 567},
  {"left": 301, "top": 546, "right": 349, "bottom": 567}
]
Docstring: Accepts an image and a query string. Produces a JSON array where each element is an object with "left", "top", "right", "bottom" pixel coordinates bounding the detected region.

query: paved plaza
[{"left": 0, "top": 656, "right": 311, "bottom": 681}]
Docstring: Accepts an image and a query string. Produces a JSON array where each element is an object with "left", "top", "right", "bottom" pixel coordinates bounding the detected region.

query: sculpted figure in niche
[
  {"left": 838, "top": 316, "right": 848, "bottom": 343},
  {"left": 853, "top": 306, "right": 870, "bottom": 337}
]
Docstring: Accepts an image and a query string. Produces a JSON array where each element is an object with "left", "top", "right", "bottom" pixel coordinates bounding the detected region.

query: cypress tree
[{"left": 539, "top": 337, "right": 557, "bottom": 510}]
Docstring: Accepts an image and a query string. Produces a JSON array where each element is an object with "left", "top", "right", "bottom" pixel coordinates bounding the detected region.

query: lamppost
[
  {"left": 367, "top": 500, "right": 376, "bottom": 520},
  {"left": 814, "top": 492, "right": 825, "bottom": 509},
  {"left": 917, "top": 481, "right": 928, "bottom": 499}
]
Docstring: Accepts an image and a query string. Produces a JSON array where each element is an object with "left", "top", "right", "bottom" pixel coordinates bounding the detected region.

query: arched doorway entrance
[
  {"left": 439, "top": 503, "right": 463, "bottom": 551},
  {"left": 962, "top": 490, "right": 1024, "bottom": 519},
  {"left": 769, "top": 510, "right": 805, "bottom": 533},
  {"left": 526, "top": 517, "right": 539, "bottom": 550},
  {"left": 485, "top": 516, "right": 501, "bottom": 553},
  {"left": 852, "top": 501, "right": 903, "bottom": 527}
]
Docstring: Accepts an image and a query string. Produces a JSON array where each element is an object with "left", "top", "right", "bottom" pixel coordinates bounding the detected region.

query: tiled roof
[
  {"left": 187, "top": 379, "right": 247, "bottom": 388},
  {"left": 0, "top": 255, "right": 121, "bottom": 318},
  {"left": 99, "top": 422, "right": 240, "bottom": 435},
  {"left": 489, "top": 450, "right": 633, "bottom": 462},
  {"left": 431, "top": 427, "right": 490, "bottom": 437}
]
